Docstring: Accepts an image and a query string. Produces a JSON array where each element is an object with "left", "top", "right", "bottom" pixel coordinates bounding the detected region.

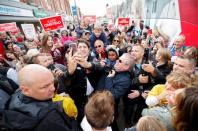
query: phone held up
[{"left": 69, "top": 43, "right": 77, "bottom": 55}]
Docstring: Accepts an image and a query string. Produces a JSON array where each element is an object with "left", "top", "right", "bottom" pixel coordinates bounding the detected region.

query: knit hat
[
  {"left": 26, "top": 49, "right": 39, "bottom": 59},
  {"left": 106, "top": 46, "right": 119, "bottom": 57}
]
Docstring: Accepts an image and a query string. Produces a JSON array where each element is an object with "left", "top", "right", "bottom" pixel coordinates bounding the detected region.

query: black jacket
[
  {"left": 60, "top": 62, "right": 101, "bottom": 106},
  {"left": 152, "top": 62, "right": 172, "bottom": 84},
  {"left": 3, "top": 91, "right": 79, "bottom": 131},
  {"left": 59, "top": 59, "right": 102, "bottom": 122}
]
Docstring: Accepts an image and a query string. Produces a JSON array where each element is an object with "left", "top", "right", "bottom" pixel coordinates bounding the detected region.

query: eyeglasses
[
  {"left": 114, "top": 40, "right": 120, "bottom": 42},
  {"left": 118, "top": 59, "right": 128, "bottom": 65},
  {"left": 118, "top": 59, "right": 122, "bottom": 63},
  {"left": 95, "top": 45, "right": 102, "bottom": 48}
]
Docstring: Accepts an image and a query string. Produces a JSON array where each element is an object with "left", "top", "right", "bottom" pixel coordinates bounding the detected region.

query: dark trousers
[
  {"left": 111, "top": 99, "right": 120, "bottom": 131},
  {"left": 123, "top": 96, "right": 147, "bottom": 127}
]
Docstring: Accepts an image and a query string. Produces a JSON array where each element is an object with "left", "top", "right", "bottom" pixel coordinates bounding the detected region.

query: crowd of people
[{"left": 0, "top": 18, "right": 198, "bottom": 131}]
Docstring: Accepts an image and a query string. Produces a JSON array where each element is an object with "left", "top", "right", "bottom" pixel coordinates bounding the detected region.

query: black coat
[
  {"left": 3, "top": 91, "right": 79, "bottom": 131},
  {"left": 152, "top": 62, "right": 172, "bottom": 84},
  {"left": 60, "top": 60, "right": 102, "bottom": 122}
]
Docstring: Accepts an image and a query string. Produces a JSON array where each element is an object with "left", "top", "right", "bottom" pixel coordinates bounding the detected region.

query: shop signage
[
  {"left": 33, "top": 9, "right": 48, "bottom": 18},
  {"left": 0, "top": 5, "right": 33, "bottom": 17}
]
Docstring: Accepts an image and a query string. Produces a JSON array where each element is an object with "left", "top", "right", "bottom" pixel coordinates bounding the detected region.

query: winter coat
[
  {"left": 89, "top": 32, "right": 108, "bottom": 50},
  {"left": 3, "top": 90, "right": 80, "bottom": 131}
]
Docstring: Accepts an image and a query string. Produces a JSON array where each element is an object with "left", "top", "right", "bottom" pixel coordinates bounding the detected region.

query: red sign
[
  {"left": 0, "top": 23, "right": 18, "bottom": 32},
  {"left": 40, "top": 15, "right": 64, "bottom": 31},
  {"left": 82, "top": 15, "right": 96, "bottom": 24},
  {"left": 179, "top": 0, "right": 198, "bottom": 48},
  {"left": 118, "top": 18, "right": 130, "bottom": 26}
]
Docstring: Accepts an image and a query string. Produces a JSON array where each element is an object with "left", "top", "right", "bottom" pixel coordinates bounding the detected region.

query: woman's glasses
[
  {"left": 113, "top": 40, "right": 120, "bottom": 42},
  {"left": 95, "top": 45, "right": 102, "bottom": 48}
]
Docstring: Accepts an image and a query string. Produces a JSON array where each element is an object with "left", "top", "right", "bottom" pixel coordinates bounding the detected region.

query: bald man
[{"left": 3, "top": 64, "right": 79, "bottom": 131}]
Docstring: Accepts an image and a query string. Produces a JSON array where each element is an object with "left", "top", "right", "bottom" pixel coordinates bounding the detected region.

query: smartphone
[
  {"left": 148, "top": 29, "right": 152, "bottom": 35},
  {"left": 53, "top": 37, "right": 59, "bottom": 43},
  {"left": 47, "top": 64, "right": 56, "bottom": 71},
  {"left": 69, "top": 43, "right": 77, "bottom": 55}
]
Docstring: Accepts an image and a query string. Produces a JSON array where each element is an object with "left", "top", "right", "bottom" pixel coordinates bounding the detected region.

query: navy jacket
[
  {"left": 97, "top": 71, "right": 131, "bottom": 100},
  {"left": 3, "top": 91, "right": 79, "bottom": 131},
  {"left": 89, "top": 32, "right": 108, "bottom": 50}
]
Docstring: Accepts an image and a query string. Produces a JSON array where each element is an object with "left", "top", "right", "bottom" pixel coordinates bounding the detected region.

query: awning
[{"left": 0, "top": 15, "right": 39, "bottom": 22}]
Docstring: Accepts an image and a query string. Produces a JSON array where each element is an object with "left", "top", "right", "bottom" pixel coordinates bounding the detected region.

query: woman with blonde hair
[
  {"left": 141, "top": 48, "right": 172, "bottom": 84},
  {"left": 125, "top": 116, "right": 167, "bottom": 131},
  {"left": 142, "top": 72, "right": 196, "bottom": 131},
  {"left": 137, "top": 116, "right": 166, "bottom": 131},
  {"left": 118, "top": 32, "right": 128, "bottom": 49},
  {"left": 111, "top": 35, "right": 121, "bottom": 49}
]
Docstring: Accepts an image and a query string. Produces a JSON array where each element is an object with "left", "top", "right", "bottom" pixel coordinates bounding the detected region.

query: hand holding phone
[
  {"left": 107, "top": 70, "right": 115, "bottom": 77},
  {"left": 53, "top": 37, "right": 58, "bottom": 43},
  {"left": 69, "top": 43, "right": 77, "bottom": 55},
  {"left": 148, "top": 29, "right": 152, "bottom": 35}
]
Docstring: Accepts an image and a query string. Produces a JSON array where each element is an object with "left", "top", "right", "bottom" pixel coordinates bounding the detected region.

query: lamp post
[{"left": 74, "top": 0, "right": 80, "bottom": 26}]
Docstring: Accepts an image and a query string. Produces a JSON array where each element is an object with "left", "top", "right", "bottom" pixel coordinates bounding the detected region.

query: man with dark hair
[{"left": 63, "top": 40, "right": 101, "bottom": 123}]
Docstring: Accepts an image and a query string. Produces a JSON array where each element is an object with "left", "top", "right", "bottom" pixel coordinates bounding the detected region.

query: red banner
[
  {"left": 179, "top": 0, "right": 198, "bottom": 48},
  {"left": 0, "top": 23, "right": 18, "bottom": 32},
  {"left": 118, "top": 18, "right": 130, "bottom": 26},
  {"left": 40, "top": 15, "right": 64, "bottom": 31},
  {"left": 82, "top": 15, "right": 96, "bottom": 24}
]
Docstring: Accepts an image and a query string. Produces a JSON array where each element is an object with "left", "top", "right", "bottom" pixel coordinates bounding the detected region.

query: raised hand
[{"left": 66, "top": 48, "right": 77, "bottom": 75}]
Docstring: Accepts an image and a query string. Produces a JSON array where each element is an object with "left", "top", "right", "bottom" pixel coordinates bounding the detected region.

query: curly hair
[
  {"left": 173, "top": 87, "right": 198, "bottom": 131},
  {"left": 166, "top": 72, "right": 193, "bottom": 90},
  {"left": 137, "top": 116, "right": 167, "bottom": 131}
]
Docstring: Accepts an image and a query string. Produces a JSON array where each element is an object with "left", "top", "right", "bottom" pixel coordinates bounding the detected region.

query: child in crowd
[
  {"left": 81, "top": 90, "right": 114, "bottom": 131},
  {"left": 125, "top": 116, "right": 167, "bottom": 131}
]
